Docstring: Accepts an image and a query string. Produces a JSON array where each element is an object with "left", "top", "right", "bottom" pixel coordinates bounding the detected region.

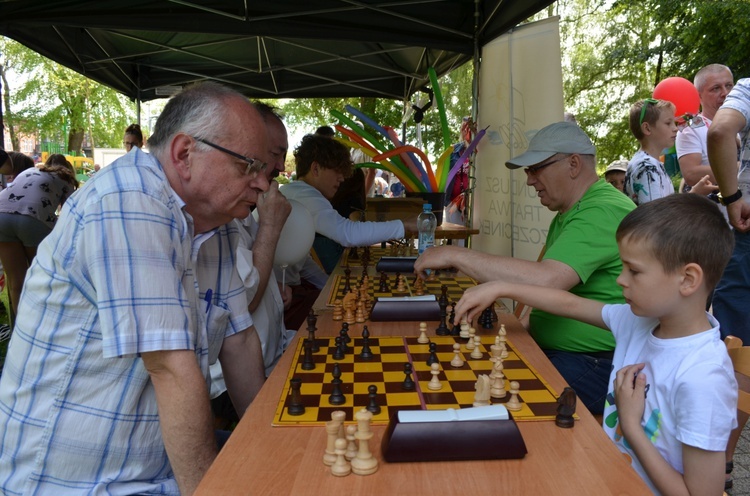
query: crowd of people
[{"left": 0, "top": 61, "right": 747, "bottom": 495}]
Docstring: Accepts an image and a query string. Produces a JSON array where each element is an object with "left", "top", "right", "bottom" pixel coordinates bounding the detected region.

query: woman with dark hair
[
  {"left": 2, "top": 150, "right": 34, "bottom": 186},
  {"left": 123, "top": 123, "right": 144, "bottom": 151},
  {"left": 0, "top": 153, "right": 79, "bottom": 328}
]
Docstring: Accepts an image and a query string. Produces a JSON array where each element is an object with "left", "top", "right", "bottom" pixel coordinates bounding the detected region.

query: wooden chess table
[{"left": 195, "top": 306, "right": 649, "bottom": 495}]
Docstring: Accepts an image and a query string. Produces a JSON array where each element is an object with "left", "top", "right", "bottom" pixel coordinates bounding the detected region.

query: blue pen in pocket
[{"left": 204, "top": 289, "right": 213, "bottom": 314}]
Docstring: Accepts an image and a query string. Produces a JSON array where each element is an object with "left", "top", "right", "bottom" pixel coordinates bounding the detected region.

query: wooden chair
[
  {"left": 726, "top": 335, "right": 750, "bottom": 416},
  {"left": 724, "top": 335, "right": 750, "bottom": 496}
]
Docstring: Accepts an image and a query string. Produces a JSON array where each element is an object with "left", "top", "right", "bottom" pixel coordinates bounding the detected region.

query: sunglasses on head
[{"left": 638, "top": 98, "right": 659, "bottom": 126}]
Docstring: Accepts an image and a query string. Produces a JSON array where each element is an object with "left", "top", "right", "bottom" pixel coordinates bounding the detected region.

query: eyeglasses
[
  {"left": 524, "top": 155, "right": 569, "bottom": 176},
  {"left": 193, "top": 137, "right": 267, "bottom": 177},
  {"left": 639, "top": 98, "right": 659, "bottom": 126},
  {"left": 677, "top": 113, "right": 706, "bottom": 132}
]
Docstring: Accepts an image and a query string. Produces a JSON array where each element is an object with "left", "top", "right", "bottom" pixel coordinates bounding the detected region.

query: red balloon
[{"left": 652, "top": 77, "right": 700, "bottom": 117}]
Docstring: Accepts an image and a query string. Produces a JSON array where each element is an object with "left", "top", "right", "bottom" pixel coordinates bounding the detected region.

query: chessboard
[
  {"left": 273, "top": 334, "right": 568, "bottom": 426},
  {"left": 342, "top": 244, "right": 414, "bottom": 266},
  {"left": 326, "top": 273, "right": 478, "bottom": 307}
]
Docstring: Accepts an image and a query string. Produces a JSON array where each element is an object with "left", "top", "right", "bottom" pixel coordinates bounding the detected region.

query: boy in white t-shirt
[{"left": 454, "top": 193, "right": 737, "bottom": 495}]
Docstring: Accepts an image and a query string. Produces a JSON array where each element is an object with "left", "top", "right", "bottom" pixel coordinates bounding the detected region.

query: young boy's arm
[
  {"left": 614, "top": 364, "right": 726, "bottom": 495},
  {"left": 453, "top": 280, "right": 606, "bottom": 329}
]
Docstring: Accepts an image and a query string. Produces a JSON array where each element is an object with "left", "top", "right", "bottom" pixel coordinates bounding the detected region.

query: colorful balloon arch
[{"left": 332, "top": 67, "right": 486, "bottom": 193}]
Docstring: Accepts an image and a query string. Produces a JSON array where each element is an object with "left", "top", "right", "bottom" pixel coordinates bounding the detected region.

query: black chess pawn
[
  {"left": 341, "top": 322, "right": 352, "bottom": 344},
  {"left": 343, "top": 267, "right": 352, "bottom": 294},
  {"left": 481, "top": 306, "right": 494, "bottom": 329},
  {"left": 426, "top": 342, "right": 439, "bottom": 366},
  {"left": 329, "top": 363, "right": 345, "bottom": 405},
  {"left": 378, "top": 271, "right": 389, "bottom": 292},
  {"left": 339, "top": 331, "right": 350, "bottom": 355},
  {"left": 366, "top": 384, "right": 381, "bottom": 415},
  {"left": 306, "top": 308, "right": 318, "bottom": 330},
  {"left": 360, "top": 326, "right": 373, "bottom": 360},
  {"left": 477, "top": 307, "right": 488, "bottom": 328},
  {"left": 450, "top": 302, "right": 461, "bottom": 336},
  {"left": 301, "top": 339, "right": 315, "bottom": 370},
  {"left": 306, "top": 311, "right": 319, "bottom": 353},
  {"left": 349, "top": 246, "right": 359, "bottom": 260},
  {"left": 288, "top": 377, "right": 305, "bottom": 416},
  {"left": 332, "top": 336, "right": 345, "bottom": 360},
  {"left": 435, "top": 292, "right": 450, "bottom": 336},
  {"left": 401, "top": 363, "right": 416, "bottom": 391},
  {"left": 439, "top": 284, "right": 449, "bottom": 306}
]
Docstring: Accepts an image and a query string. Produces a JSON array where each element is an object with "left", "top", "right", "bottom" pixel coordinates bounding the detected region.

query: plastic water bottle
[{"left": 417, "top": 203, "right": 437, "bottom": 255}]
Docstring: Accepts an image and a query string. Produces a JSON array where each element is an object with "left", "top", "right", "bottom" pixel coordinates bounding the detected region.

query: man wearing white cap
[{"left": 415, "top": 121, "right": 635, "bottom": 415}]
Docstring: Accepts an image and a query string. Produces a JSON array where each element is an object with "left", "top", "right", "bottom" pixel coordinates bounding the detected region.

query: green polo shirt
[{"left": 529, "top": 179, "right": 636, "bottom": 353}]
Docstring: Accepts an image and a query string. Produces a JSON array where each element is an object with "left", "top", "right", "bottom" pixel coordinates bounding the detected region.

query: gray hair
[
  {"left": 694, "top": 64, "right": 733, "bottom": 92},
  {"left": 148, "top": 82, "right": 246, "bottom": 156}
]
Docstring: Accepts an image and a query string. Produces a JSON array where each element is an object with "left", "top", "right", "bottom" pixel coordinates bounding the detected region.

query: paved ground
[{"left": 729, "top": 423, "right": 750, "bottom": 495}]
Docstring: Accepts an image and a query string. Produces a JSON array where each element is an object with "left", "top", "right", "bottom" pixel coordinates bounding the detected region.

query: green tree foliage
[
  {"left": 637, "top": 0, "right": 750, "bottom": 80},
  {"left": 545, "top": 0, "right": 750, "bottom": 171},
  {"left": 1, "top": 37, "right": 133, "bottom": 154},
  {"left": 279, "top": 62, "right": 473, "bottom": 160},
  {"left": 543, "top": 0, "right": 665, "bottom": 168}
]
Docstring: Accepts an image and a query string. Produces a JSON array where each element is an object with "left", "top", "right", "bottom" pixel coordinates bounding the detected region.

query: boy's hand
[
  {"left": 613, "top": 363, "right": 647, "bottom": 434},
  {"left": 688, "top": 175, "right": 719, "bottom": 196},
  {"left": 454, "top": 281, "right": 507, "bottom": 325}
]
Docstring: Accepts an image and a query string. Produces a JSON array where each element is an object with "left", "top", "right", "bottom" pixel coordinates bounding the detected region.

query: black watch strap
[{"left": 719, "top": 189, "right": 743, "bottom": 206}]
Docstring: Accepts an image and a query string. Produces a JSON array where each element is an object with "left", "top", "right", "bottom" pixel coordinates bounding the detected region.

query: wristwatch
[{"left": 718, "top": 189, "right": 743, "bottom": 206}]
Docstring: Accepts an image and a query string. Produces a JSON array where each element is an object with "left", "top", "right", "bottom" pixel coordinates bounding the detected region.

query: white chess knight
[{"left": 473, "top": 374, "right": 491, "bottom": 407}]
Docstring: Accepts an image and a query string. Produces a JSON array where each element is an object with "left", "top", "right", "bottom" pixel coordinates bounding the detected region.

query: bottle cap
[{"left": 424, "top": 203, "right": 432, "bottom": 211}]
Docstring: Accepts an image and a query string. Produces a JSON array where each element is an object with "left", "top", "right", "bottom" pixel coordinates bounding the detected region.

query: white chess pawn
[
  {"left": 490, "top": 361, "right": 506, "bottom": 398},
  {"left": 417, "top": 322, "right": 429, "bottom": 344},
  {"left": 331, "top": 438, "right": 352, "bottom": 476},
  {"left": 345, "top": 424, "right": 358, "bottom": 461},
  {"left": 450, "top": 343, "right": 464, "bottom": 368},
  {"left": 506, "top": 380, "right": 522, "bottom": 411},
  {"left": 466, "top": 327, "right": 476, "bottom": 350},
  {"left": 427, "top": 362, "right": 442, "bottom": 390},
  {"left": 470, "top": 335, "right": 483, "bottom": 359},
  {"left": 460, "top": 319, "right": 470, "bottom": 339}
]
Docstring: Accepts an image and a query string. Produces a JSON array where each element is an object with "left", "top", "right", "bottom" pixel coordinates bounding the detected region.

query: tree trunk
[
  {"left": 0, "top": 63, "right": 19, "bottom": 151},
  {"left": 68, "top": 128, "right": 85, "bottom": 155}
]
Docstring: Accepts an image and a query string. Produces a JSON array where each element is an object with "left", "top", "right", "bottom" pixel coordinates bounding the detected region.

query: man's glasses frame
[
  {"left": 524, "top": 155, "right": 570, "bottom": 176},
  {"left": 193, "top": 137, "right": 267, "bottom": 177}
]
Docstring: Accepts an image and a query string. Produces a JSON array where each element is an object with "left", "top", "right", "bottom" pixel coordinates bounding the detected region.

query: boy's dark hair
[
  {"left": 616, "top": 194, "right": 734, "bottom": 291},
  {"left": 628, "top": 99, "right": 675, "bottom": 140},
  {"left": 315, "top": 125, "right": 335, "bottom": 137},
  {"left": 294, "top": 134, "right": 353, "bottom": 178}
]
